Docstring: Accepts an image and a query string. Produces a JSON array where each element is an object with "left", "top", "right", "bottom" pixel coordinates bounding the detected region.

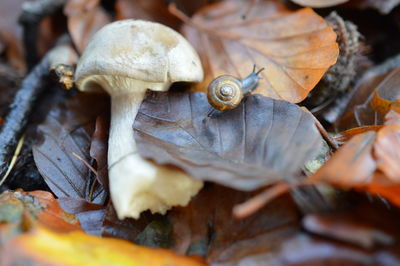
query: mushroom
[{"left": 74, "top": 20, "right": 204, "bottom": 219}]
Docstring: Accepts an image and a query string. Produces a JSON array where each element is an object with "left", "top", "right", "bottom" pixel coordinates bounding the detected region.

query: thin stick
[
  {"left": 0, "top": 134, "right": 25, "bottom": 186},
  {"left": 71, "top": 152, "right": 99, "bottom": 202},
  {"left": 71, "top": 152, "right": 98, "bottom": 176},
  {"left": 233, "top": 183, "right": 291, "bottom": 219}
]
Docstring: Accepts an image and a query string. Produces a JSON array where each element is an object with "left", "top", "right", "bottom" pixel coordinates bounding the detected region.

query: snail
[{"left": 207, "top": 66, "right": 264, "bottom": 116}]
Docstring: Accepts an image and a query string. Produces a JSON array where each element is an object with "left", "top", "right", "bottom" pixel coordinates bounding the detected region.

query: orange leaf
[
  {"left": 310, "top": 131, "right": 377, "bottom": 187},
  {"left": 374, "top": 122, "right": 400, "bottom": 182},
  {"left": 311, "top": 115, "right": 400, "bottom": 207},
  {"left": 338, "top": 67, "right": 400, "bottom": 129},
  {"left": 359, "top": 185, "right": 400, "bottom": 208},
  {"left": 0, "top": 190, "right": 80, "bottom": 233},
  {"left": 177, "top": 0, "right": 339, "bottom": 103},
  {"left": 0, "top": 226, "right": 206, "bottom": 266},
  {"left": 334, "top": 125, "right": 383, "bottom": 144}
]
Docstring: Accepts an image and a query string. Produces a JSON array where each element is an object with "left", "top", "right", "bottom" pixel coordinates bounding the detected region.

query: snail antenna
[{"left": 256, "top": 67, "right": 265, "bottom": 75}]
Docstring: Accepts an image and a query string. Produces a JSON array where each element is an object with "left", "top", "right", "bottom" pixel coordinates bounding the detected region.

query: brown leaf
[
  {"left": 303, "top": 214, "right": 393, "bottom": 249},
  {"left": 177, "top": 0, "right": 338, "bottom": 103},
  {"left": 291, "top": 0, "right": 349, "bottom": 7},
  {"left": 336, "top": 67, "right": 400, "bottom": 130},
  {"left": 64, "top": 0, "right": 111, "bottom": 53},
  {"left": 101, "top": 201, "right": 165, "bottom": 243},
  {"left": 170, "top": 184, "right": 301, "bottom": 263},
  {"left": 115, "top": 0, "right": 181, "bottom": 29},
  {"left": 0, "top": 190, "right": 80, "bottom": 233},
  {"left": 311, "top": 115, "right": 400, "bottom": 206},
  {"left": 58, "top": 197, "right": 105, "bottom": 235},
  {"left": 134, "top": 92, "right": 322, "bottom": 191},
  {"left": 33, "top": 93, "right": 109, "bottom": 204},
  {"left": 90, "top": 115, "right": 109, "bottom": 191},
  {"left": 334, "top": 125, "right": 382, "bottom": 144},
  {"left": 171, "top": 185, "right": 400, "bottom": 265}
]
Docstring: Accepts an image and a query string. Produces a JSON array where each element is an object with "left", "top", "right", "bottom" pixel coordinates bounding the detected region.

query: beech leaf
[
  {"left": 33, "top": 94, "right": 109, "bottom": 204},
  {"left": 134, "top": 92, "right": 322, "bottom": 191},
  {"left": 64, "top": 0, "right": 111, "bottom": 53},
  {"left": 310, "top": 131, "right": 377, "bottom": 187},
  {"left": 336, "top": 66, "right": 400, "bottom": 130},
  {"left": 179, "top": 0, "right": 339, "bottom": 103}
]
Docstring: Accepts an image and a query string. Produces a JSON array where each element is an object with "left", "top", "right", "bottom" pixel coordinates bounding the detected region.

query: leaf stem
[{"left": 301, "top": 107, "right": 339, "bottom": 151}]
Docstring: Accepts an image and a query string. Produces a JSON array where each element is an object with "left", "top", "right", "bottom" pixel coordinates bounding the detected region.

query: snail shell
[{"left": 207, "top": 75, "right": 243, "bottom": 111}]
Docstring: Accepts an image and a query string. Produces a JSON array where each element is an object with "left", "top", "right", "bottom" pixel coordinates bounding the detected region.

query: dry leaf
[
  {"left": 101, "top": 201, "right": 166, "bottom": 244},
  {"left": 334, "top": 125, "right": 382, "bottom": 144},
  {"left": 33, "top": 93, "right": 109, "bottom": 204},
  {"left": 134, "top": 92, "right": 322, "bottom": 191},
  {"left": 336, "top": 66, "right": 400, "bottom": 130},
  {"left": 0, "top": 226, "right": 206, "bottom": 266},
  {"left": 115, "top": 0, "right": 181, "bottom": 29},
  {"left": 291, "top": 0, "right": 349, "bottom": 7},
  {"left": 311, "top": 112, "right": 400, "bottom": 207},
  {"left": 310, "top": 131, "right": 377, "bottom": 187},
  {"left": 64, "top": 0, "right": 111, "bottom": 53},
  {"left": 170, "top": 184, "right": 300, "bottom": 263},
  {"left": 303, "top": 214, "right": 393, "bottom": 249},
  {"left": 90, "top": 115, "right": 109, "bottom": 190},
  {"left": 58, "top": 197, "right": 105, "bottom": 235},
  {"left": 374, "top": 122, "right": 400, "bottom": 181},
  {"left": 179, "top": 0, "right": 338, "bottom": 103}
]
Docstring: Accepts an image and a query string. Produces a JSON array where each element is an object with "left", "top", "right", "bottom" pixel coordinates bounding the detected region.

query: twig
[
  {"left": 18, "top": 0, "right": 67, "bottom": 70},
  {"left": 233, "top": 183, "right": 291, "bottom": 219},
  {"left": 0, "top": 38, "right": 74, "bottom": 182},
  {"left": 0, "top": 55, "right": 50, "bottom": 181},
  {"left": 0, "top": 134, "right": 25, "bottom": 187},
  {"left": 71, "top": 152, "right": 99, "bottom": 202},
  {"left": 71, "top": 152, "right": 98, "bottom": 176},
  {"left": 301, "top": 107, "right": 339, "bottom": 151}
]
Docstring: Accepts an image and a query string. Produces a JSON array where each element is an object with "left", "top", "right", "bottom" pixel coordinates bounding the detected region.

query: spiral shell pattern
[{"left": 207, "top": 75, "right": 243, "bottom": 111}]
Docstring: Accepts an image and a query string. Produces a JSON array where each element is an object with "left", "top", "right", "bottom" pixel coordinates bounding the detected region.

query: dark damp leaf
[
  {"left": 133, "top": 91, "right": 322, "bottom": 191},
  {"left": 33, "top": 93, "right": 109, "bottom": 204}
]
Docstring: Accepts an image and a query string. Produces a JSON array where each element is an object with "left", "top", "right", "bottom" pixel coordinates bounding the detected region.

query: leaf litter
[{"left": 2, "top": 0, "right": 400, "bottom": 264}]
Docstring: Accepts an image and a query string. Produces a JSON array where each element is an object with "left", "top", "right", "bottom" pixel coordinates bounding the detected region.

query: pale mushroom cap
[{"left": 75, "top": 19, "right": 203, "bottom": 93}]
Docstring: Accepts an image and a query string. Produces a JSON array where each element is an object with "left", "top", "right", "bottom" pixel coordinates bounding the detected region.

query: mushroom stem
[
  {"left": 106, "top": 87, "right": 203, "bottom": 219},
  {"left": 108, "top": 90, "right": 146, "bottom": 168}
]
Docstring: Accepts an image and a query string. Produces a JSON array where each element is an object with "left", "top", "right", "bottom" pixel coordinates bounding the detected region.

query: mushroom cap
[{"left": 75, "top": 19, "right": 203, "bottom": 93}]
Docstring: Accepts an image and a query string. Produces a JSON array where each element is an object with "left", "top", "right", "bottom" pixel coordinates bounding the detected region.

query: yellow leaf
[{"left": 1, "top": 226, "right": 206, "bottom": 266}]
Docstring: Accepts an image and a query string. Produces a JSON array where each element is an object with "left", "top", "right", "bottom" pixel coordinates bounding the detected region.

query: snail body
[{"left": 207, "top": 67, "right": 264, "bottom": 112}]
